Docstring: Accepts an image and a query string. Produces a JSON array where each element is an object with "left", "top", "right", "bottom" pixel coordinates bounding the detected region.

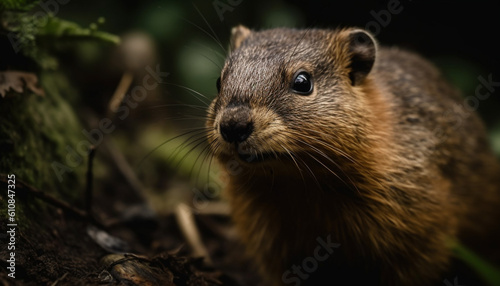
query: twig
[
  {"left": 107, "top": 71, "right": 134, "bottom": 117},
  {"left": 85, "top": 146, "right": 96, "bottom": 214},
  {"left": 102, "top": 138, "right": 147, "bottom": 202},
  {"left": 101, "top": 65, "right": 148, "bottom": 203},
  {"left": 0, "top": 175, "right": 105, "bottom": 229},
  {"left": 174, "top": 203, "right": 213, "bottom": 266},
  {"left": 50, "top": 272, "right": 69, "bottom": 286}
]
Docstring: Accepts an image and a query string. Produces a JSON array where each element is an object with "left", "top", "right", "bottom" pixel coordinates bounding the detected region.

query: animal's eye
[
  {"left": 216, "top": 77, "right": 221, "bottom": 93},
  {"left": 291, "top": 71, "right": 313, "bottom": 95}
]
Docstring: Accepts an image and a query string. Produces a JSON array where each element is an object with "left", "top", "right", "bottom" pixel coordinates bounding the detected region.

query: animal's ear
[
  {"left": 346, "top": 29, "right": 377, "bottom": 85},
  {"left": 230, "top": 25, "right": 251, "bottom": 51}
]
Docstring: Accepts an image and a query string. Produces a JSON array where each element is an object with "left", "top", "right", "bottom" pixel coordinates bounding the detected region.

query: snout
[
  {"left": 219, "top": 104, "right": 253, "bottom": 143},
  {"left": 211, "top": 103, "right": 289, "bottom": 163}
]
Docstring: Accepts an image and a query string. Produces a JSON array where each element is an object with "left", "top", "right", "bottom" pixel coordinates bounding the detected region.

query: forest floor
[{"left": 0, "top": 178, "right": 261, "bottom": 286}]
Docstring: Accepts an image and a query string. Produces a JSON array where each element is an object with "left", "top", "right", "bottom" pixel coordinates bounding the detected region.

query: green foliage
[
  {"left": 2, "top": 2, "right": 119, "bottom": 69},
  {"left": 260, "top": 4, "right": 304, "bottom": 28},
  {"left": 434, "top": 57, "right": 484, "bottom": 98},
  {"left": 136, "top": 2, "right": 184, "bottom": 42},
  {"left": 38, "top": 16, "right": 120, "bottom": 43},
  {"left": 0, "top": 0, "right": 38, "bottom": 11},
  {"left": 448, "top": 239, "right": 500, "bottom": 286}
]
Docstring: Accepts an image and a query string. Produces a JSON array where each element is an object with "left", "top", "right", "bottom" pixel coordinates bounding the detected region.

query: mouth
[
  {"left": 218, "top": 142, "right": 284, "bottom": 163},
  {"left": 237, "top": 150, "right": 280, "bottom": 163}
]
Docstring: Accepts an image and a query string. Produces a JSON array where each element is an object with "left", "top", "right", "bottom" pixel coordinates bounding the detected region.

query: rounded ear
[
  {"left": 347, "top": 29, "right": 377, "bottom": 85},
  {"left": 230, "top": 25, "right": 251, "bottom": 51}
]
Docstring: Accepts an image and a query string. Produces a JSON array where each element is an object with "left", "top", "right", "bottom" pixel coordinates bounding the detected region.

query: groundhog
[{"left": 206, "top": 26, "right": 500, "bottom": 285}]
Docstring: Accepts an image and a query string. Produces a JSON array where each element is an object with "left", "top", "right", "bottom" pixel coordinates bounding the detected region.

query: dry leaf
[{"left": 0, "top": 71, "right": 45, "bottom": 98}]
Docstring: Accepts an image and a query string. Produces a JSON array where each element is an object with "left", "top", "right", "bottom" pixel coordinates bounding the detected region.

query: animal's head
[{"left": 207, "top": 26, "right": 378, "bottom": 171}]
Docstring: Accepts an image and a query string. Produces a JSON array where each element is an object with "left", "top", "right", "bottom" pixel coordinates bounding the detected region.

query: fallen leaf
[
  {"left": 87, "top": 225, "right": 130, "bottom": 253},
  {"left": 0, "top": 70, "right": 45, "bottom": 98}
]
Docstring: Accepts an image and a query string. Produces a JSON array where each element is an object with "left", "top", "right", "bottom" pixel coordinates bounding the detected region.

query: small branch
[
  {"left": 0, "top": 175, "right": 105, "bottom": 229},
  {"left": 50, "top": 272, "right": 69, "bottom": 286},
  {"left": 85, "top": 146, "right": 96, "bottom": 215},
  {"left": 102, "top": 138, "right": 147, "bottom": 202},
  {"left": 107, "top": 71, "right": 134, "bottom": 117},
  {"left": 81, "top": 112, "right": 147, "bottom": 203},
  {"left": 175, "top": 203, "right": 212, "bottom": 266}
]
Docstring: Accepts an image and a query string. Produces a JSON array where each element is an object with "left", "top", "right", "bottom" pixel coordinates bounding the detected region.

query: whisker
[
  {"left": 295, "top": 129, "right": 385, "bottom": 190},
  {"left": 278, "top": 143, "right": 307, "bottom": 188},
  {"left": 293, "top": 150, "right": 322, "bottom": 191},
  {"left": 206, "top": 140, "right": 220, "bottom": 187},
  {"left": 182, "top": 44, "right": 223, "bottom": 70},
  {"left": 161, "top": 82, "right": 211, "bottom": 106},
  {"left": 286, "top": 128, "right": 359, "bottom": 166},
  {"left": 171, "top": 134, "right": 211, "bottom": 172},
  {"left": 136, "top": 128, "right": 209, "bottom": 169},
  {"left": 192, "top": 41, "right": 227, "bottom": 61},
  {"left": 285, "top": 27, "right": 314, "bottom": 68},
  {"left": 189, "top": 4, "right": 227, "bottom": 54},
  {"left": 191, "top": 137, "right": 217, "bottom": 186},
  {"left": 145, "top": 103, "right": 209, "bottom": 111},
  {"left": 292, "top": 137, "right": 360, "bottom": 195},
  {"left": 150, "top": 115, "right": 209, "bottom": 123},
  {"left": 166, "top": 127, "right": 213, "bottom": 163}
]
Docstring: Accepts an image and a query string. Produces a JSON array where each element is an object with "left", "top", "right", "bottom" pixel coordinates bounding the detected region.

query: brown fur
[{"left": 206, "top": 26, "right": 500, "bottom": 285}]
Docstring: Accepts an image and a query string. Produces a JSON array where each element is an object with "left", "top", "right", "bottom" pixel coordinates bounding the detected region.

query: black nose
[{"left": 219, "top": 106, "right": 253, "bottom": 143}]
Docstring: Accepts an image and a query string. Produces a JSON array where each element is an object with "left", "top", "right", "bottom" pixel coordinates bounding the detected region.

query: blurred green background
[
  {"left": 54, "top": 0, "right": 500, "bottom": 148},
  {"left": 3, "top": 0, "right": 500, "bottom": 209},
  {"left": 1, "top": 2, "right": 499, "bottom": 284},
  {"left": 48, "top": 0, "right": 500, "bottom": 209}
]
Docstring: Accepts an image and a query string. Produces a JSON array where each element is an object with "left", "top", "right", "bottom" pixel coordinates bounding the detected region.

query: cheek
[
  {"left": 249, "top": 107, "right": 289, "bottom": 146},
  {"left": 251, "top": 107, "right": 280, "bottom": 133}
]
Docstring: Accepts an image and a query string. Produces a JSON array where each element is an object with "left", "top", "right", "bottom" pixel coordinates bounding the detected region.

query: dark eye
[
  {"left": 216, "top": 77, "right": 221, "bottom": 93},
  {"left": 291, "top": 71, "right": 313, "bottom": 95}
]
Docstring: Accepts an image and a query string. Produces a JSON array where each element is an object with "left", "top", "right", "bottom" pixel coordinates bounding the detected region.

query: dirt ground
[{"left": 0, "top": 179, "right": 261, "bottom": 286}]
